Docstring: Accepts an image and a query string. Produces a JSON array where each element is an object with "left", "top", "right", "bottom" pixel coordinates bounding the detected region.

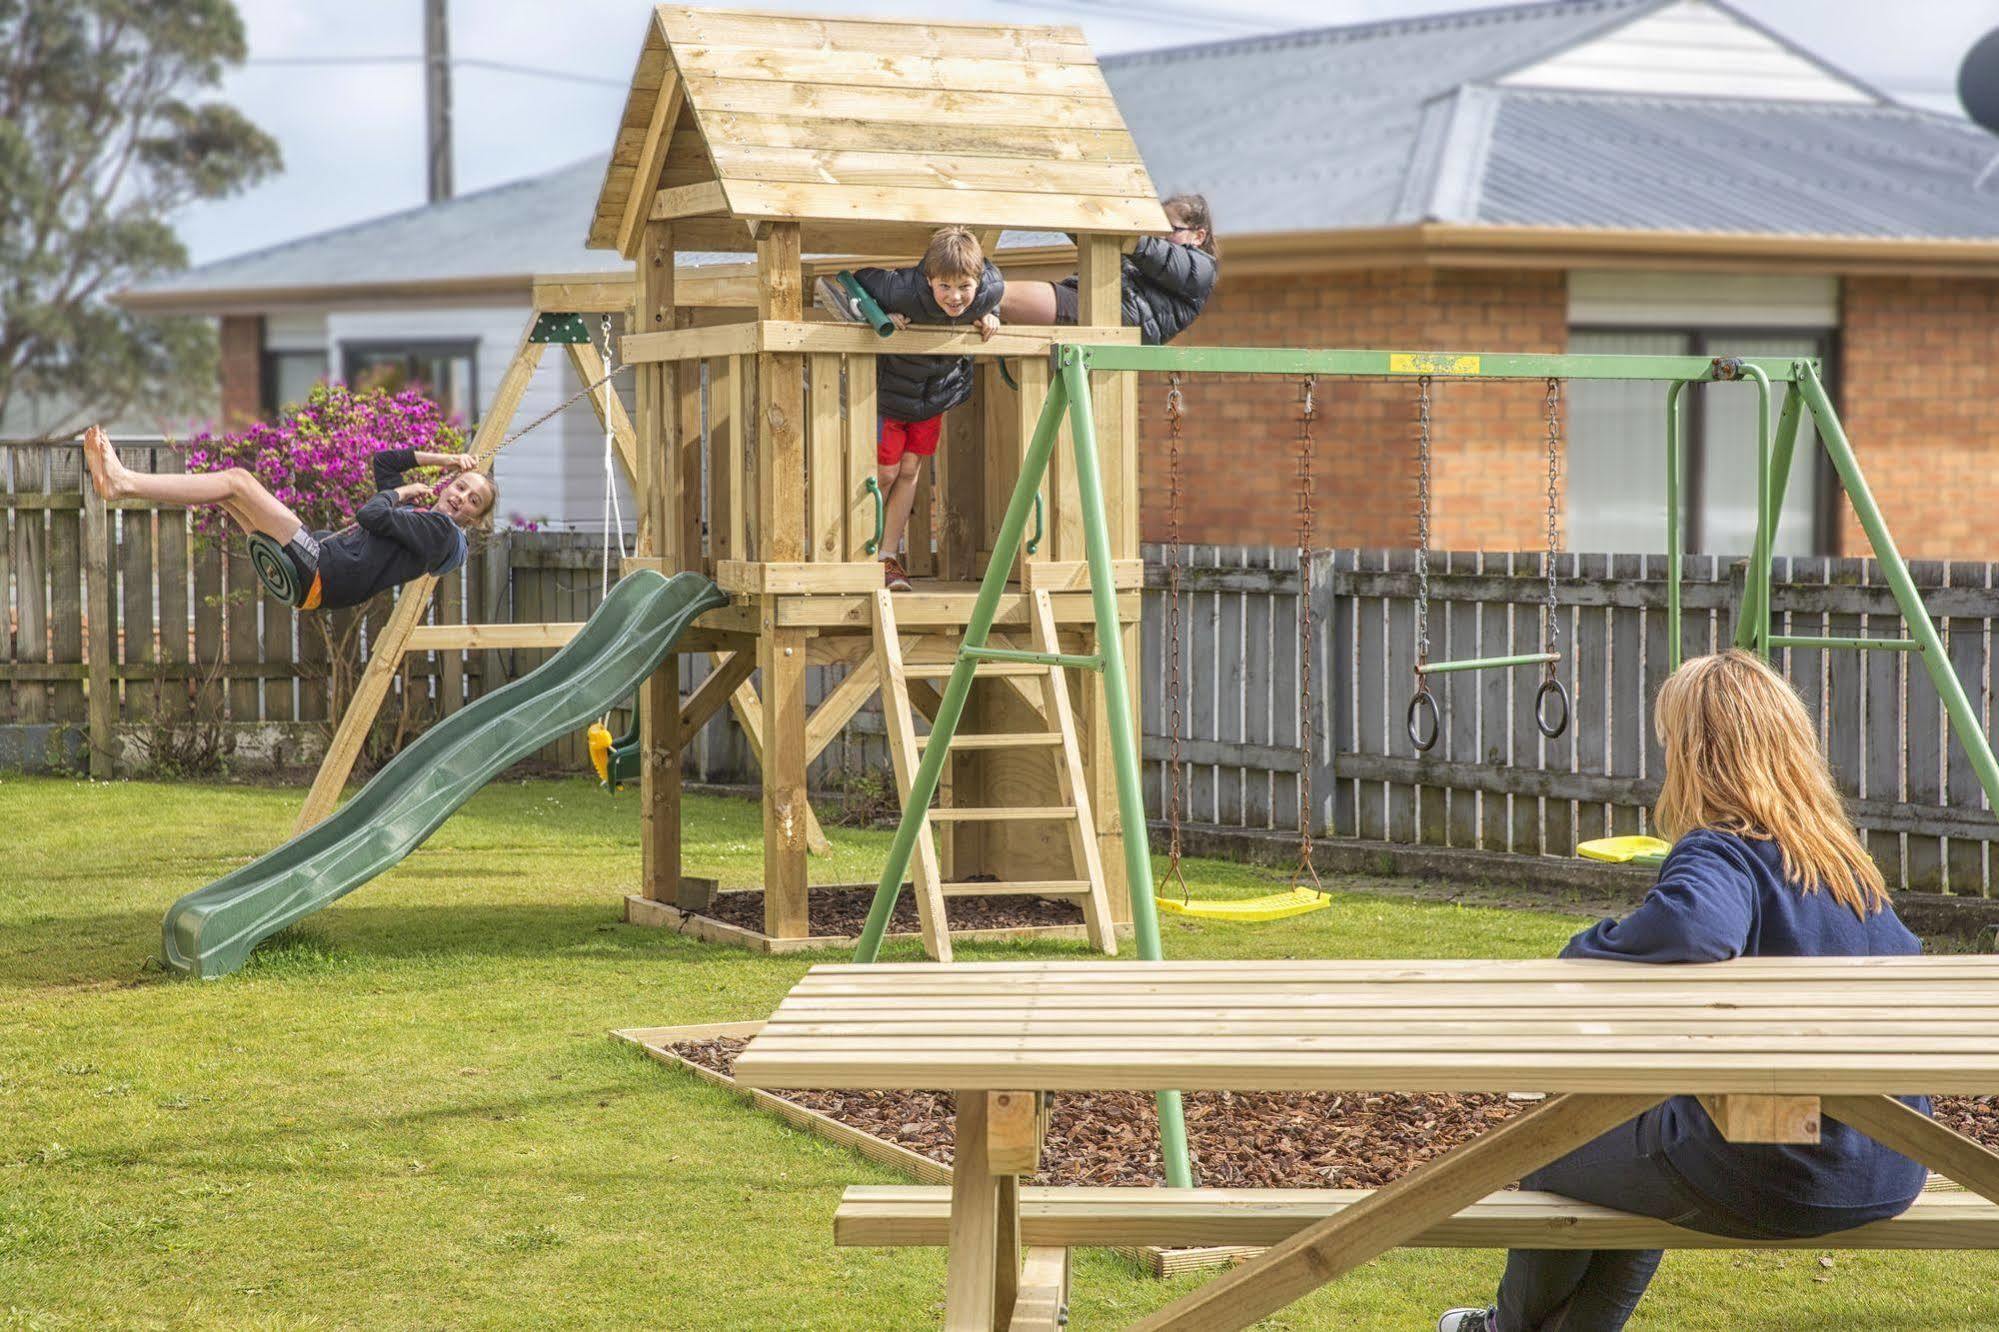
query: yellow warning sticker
[{"left": 1389, "top": 353, "right": 1481, "bottom": 376}]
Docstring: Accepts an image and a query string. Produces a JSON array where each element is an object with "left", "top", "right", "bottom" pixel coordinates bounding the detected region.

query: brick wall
[
  {"left": 1838, "top": 278, "right": 1999, "bottom": 560},
  {"left": 1137, "top": 266, "right": 1567, "bottom": 550},
  {"left": 218, "top": 315, "right": 263, "bottom": 428}
]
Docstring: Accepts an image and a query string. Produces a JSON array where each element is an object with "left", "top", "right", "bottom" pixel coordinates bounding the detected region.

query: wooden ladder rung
[
  {"left": 940, "top": 880, "right": 1092, "bottom": 898},
  {"left": 902, "top": 661, "right": 1045, "bottom": 679},
  {"left": 918, "top": 732, "right": 1064, "bottom": 749},
  {"left": 926, "top": 807, "right": 1079, "bottom": 823}
]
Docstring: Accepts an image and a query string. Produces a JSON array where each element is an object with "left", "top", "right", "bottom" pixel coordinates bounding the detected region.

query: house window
[
  {"left": 1565, "top": 328, "right": 1835, "bottom": 557},
  {"left": 341, "top": 341, "right": 478, "bottom": 424},
  {"left": 262, "top": 350, "right": 329, "bottom": 414}
]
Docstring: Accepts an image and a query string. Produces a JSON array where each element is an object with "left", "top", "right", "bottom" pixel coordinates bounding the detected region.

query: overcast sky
[{"left": 177, "top": 0, "right": 1999, "bottom": 267}]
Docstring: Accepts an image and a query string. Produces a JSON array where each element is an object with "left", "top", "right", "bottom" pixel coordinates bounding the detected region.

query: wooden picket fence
[
  {"left": 1142, "top": 543, "right": 1999, "bottom": 898},
  {"left": 7, "top": 441, "right": 1994, "bottom": 897}
]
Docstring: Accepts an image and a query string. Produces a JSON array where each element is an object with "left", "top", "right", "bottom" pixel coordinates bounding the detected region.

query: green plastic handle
[
  {"left": 837, "top": 271, "right": 896, "bottom": 339},
  {"left": 1027, "top": 491, "right": 1043, "bottom": 555},
  {"left": 864, "top": 476, "right": 885, "bottom": 554}
]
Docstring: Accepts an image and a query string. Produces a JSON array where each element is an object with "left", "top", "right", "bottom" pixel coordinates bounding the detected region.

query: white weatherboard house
[{"left": 121, "top": 0, "right": 1999, "bottom": 547}]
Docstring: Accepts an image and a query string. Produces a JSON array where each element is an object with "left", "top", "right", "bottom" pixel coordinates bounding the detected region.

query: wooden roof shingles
[{"left": 588, "top": 6, "right": 1169, "bottom": 257}]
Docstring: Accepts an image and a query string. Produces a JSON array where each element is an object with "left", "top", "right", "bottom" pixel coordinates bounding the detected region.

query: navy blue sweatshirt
[
  {"left": 312, "top": 449, "right": 467, "bottom": 611},
  {"left": 849, "top": 260, "right": 1004, "bottom": 422},
  {"left": 1562, "top": 828, "right": 1930, "bottom": 1236}
]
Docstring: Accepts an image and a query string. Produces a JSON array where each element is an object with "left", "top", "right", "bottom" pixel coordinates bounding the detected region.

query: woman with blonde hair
[{"left": 1439, "top": 649, "right": 1931, "bottom": 1332}]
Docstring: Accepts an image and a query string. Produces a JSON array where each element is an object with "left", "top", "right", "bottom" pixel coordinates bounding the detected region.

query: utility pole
[{"left": 423, "top": 0, "right": 453, "bottom": 203}]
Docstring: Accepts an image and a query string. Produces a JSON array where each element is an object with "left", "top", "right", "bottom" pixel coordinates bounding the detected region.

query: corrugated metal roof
[
  {"left": 1101, "top": 0, "right": 1665, "bottom": 233},
  {"left": 1468, "top": 91, "right": 1999, "bottom": 237}
]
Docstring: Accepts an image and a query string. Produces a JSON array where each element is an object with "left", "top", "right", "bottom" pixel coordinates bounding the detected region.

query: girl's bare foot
[{"left": 81, "top": 425, "right": 113, "bottom": 499}]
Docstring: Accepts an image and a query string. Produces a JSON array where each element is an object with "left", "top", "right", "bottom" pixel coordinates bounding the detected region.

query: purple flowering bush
[
  {"left": 181, "top": 381, "right": 469, "bottom": 768},
  {"left": 182, "top": 382, "right": 467, "bottom": 539}
]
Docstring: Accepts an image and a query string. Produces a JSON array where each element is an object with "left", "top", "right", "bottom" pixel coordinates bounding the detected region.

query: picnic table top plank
[{"left": 733, "top": 959, "right": 1999, "bottom": 1095}]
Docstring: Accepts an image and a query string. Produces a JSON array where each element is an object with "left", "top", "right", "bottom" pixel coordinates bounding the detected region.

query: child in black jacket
[
  {"left": 82, "top": 425, "right": 494, "bottom": 610},
  {"left": 817, "top": 226, "right": 1002, "bottom": 591},
  {"left": 1000, "top": 193, "right": 1218, "bottom": 345}
]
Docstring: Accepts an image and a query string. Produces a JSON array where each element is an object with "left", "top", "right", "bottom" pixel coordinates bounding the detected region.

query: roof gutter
[{"left": 1220, "top": 225, "right": 1999, "bottom": 279}]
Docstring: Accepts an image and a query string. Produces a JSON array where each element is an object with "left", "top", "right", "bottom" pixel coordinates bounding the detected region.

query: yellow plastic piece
[
  {"left": 1577, "top": 835, "right": 1672, "bottom": 866},
  {"left": 1155, "top": 886, "right": 1333, "bottom": 923},
  {"left": 587, "top": 722, "right": 614, "bottom": 786}
]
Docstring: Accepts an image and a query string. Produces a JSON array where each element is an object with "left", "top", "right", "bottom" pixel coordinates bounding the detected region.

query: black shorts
[{"left": 1052, "top": 276, "right": 1081, "bottom": 326}]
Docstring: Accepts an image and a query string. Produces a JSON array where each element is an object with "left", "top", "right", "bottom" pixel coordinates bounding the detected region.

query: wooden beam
[
  {"left": 404, "top": 622, "right": 582, "bottom": 651},
  {"left": 622, "top": 321, "right": 760, "bottom": 365},
  {"left": 717, "top": 560, "right": 883, "bottom": 595},
  {"left": 987, "top": 1090, "right": 1043, "bottom": 1176},
  {"left": 1698, "top": 1095, "right": 1821, "bottom": 1144},
  {"left": 712, "top": 652, "right": 833, "bottom": 857},
  {"left": 1131, "top": 1094, "right": 1665, "bottom": 1332},
  {"left": 760, "top": 612, "right": 812, "bottom": 939},
  {"left": 680, "top": 649, "right": 756, "bottom": 741},
  {"left": 616, "top": 66, "right": 684, "bottom": 259},
  {"left": 531, "top": 275, "right": 633, "bottom": 314},
  {"left": 637, "top": 218, "right": 683, "bottom": 904},
  {"left": 565, "top": 339, "right": 640, "bottom": 488},
  {"left": 1824, "top": 1094, "right": 1999, "bottom": 1208},
  {"left": 297, "top": 327, "right": 547, "bottom": 832},
  {"left": 943, "top": 1092, "right": 1001, "bottom": 1331},
  {"left": 649, "top": 180, "right": 728, "bottom": 220},
  {"left": 81, "top": 469, "right": 114, "bottom": 780},
  {"left": 804, "top": 652, "right": 880, "bottom": 764},
  {"left": 759, "top": 321, "right": 1135, "bottom": 358}
]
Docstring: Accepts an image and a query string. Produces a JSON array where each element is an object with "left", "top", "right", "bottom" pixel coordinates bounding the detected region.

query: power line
[{"left": 245, "top": 54, "right": 624, "bottom": 89}]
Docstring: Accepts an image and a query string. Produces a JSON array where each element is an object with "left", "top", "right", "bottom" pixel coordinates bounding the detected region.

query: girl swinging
[{"left": 81, "top": 423, "right": 496, "bottom": 612}]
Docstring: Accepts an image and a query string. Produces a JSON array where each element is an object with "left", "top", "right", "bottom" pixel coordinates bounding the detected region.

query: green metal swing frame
[{"left": 849, "top": 341, "right": 1999, "bottom": 1191}]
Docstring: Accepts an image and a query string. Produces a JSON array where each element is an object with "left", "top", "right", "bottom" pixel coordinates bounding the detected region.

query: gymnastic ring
[
  {"left": 1406, "top": 689, "right": 1440, "bottom": 753},
  {"left": 1535, "top": 675, "right": 1570, "bottom": 740},
  {"left": 246, "top": 533, "right": 304, "bottom": 606}
]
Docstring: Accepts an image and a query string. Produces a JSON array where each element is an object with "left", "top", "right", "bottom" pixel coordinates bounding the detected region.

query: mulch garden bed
[
  {"left": 673, "top": 1036, "right": 1999, "bottom": 1189},
  {"left": 688, "top": 886, "right": 1082, "bottom": 939}
]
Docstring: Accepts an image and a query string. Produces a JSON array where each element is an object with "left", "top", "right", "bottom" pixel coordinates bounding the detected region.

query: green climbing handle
[
  {"left": 1028, "top": 491, "right": 1043, "bottom": 555},
  {"left": 863, "top": 476, "right": 885, "bottom": 554}
]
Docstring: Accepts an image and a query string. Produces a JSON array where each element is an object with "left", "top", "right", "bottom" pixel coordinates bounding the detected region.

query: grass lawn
[{"left": 0, "top": 774, "right": 1991, "bottom": 1329}]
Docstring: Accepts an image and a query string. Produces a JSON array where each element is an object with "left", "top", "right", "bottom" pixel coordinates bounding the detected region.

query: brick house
[
  {"left": 124, "top": 0, "right": 1999, "bottom": 556},
  {"left": 1107, "top": 0, "right": 1999, "bottom": 559}
]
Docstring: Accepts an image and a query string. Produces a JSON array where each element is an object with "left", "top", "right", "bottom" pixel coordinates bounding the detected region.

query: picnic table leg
[
  {"left": 1132, "top": 1093, "right": 1664, "bottom": 1332},
  {"left": 1824, "top": 1095, "right": 1999, "bottom": 1207},
  {"left": 946, "top": 1092, "right": 1027, "bottom": 1331},
  {"left": 995, "top": 1176, "right": 1022, "bottom": 1326}
]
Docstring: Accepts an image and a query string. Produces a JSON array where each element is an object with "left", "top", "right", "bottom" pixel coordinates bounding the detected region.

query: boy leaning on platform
[{"left": 816, "top": 225, "right": 1002, "bottom": 592}]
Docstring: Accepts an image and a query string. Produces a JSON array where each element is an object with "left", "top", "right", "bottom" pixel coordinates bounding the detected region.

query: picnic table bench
[{"left": 731, "top": 956, "right": 1999, "bottom": 1331}]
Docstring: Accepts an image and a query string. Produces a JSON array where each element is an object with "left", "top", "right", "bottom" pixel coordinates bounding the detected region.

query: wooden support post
[
  {"left": 1824, "top": 1094, "right": 1999, "bottom": 1207},
  {"left": 297, "top": 328, "right": 544, "bottom": 833},
  {"left": 1077, "top": 235, "right": 1135, "bottom": 923},
  {"left": 755, "top": 222, "right": 812, "bottom": 936},
  {"left": 944, "top": 1091, "right": 1024, "bottom": 1332},
  {"left": 638, "top": 219, "right": 684, "bottom": 903},
  {"left": 809, "top": 353, "right": 844, "bottom": 561},
  {"left": 566, "top": 338, "right": 639, "bottom": 487},
  {"left": 81, "top": 469, "right": 114, "bottom": 778},
  {"left": 676, "top": 309, "right": 704, "bottom": 571},
  {"left": 760, "top": 610, "right": 811, "bottom": 940}
]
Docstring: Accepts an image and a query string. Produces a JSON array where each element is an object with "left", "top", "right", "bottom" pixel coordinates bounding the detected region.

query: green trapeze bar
[
  {"left": 1770, "top": 636, "right": 1922, "bottom": 652},
  {"left": 960, "top": 645, "right": 1103, "bottom": 672},
  {"left": 1069, "top": 345, "right": 1816, "bottom": 383},
  {"left": 1415, "top": 653, "right": 1559, "bottom": 676},
  {"left": 1795, "top": 360, "right": 1999, "bottom": 819}
]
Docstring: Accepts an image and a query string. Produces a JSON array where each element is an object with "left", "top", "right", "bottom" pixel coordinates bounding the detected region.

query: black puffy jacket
[
  {"left": 1120, "top": 237, "right": 1217, "bottom": 346},
  {"left": 850, "top": 260, "right": 1004, "bottom": 422}
]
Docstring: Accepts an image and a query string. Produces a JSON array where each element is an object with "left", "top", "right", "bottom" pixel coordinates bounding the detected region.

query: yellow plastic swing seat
[
  {"left": 587, "top": 722, "right": 615, "bottom": 786},
  {"left": 1156, "top": 885, "right": 1333, "bottom": 923},
  {"left": 1577, "top": 835, "right": 1672, "bottom": 867}
]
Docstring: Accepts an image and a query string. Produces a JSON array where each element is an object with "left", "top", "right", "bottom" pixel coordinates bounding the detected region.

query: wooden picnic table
[{"left": 732, "top": 957, "right": 1999, "bottom": 1331}]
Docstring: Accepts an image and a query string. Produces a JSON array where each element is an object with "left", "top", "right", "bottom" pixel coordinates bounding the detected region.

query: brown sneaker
[{"left": 881, "top": 555, "right": 912, "bottom": 592}]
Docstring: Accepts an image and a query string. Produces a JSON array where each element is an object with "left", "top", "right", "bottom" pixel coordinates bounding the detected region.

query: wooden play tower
[{"left": 589, "top": 7, "right": 1167, "bottom": 955}]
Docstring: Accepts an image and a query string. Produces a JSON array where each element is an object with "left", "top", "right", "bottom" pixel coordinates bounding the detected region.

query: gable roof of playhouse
[{"left": 586, "top": 6, "right": 1171, "bottom": 257}]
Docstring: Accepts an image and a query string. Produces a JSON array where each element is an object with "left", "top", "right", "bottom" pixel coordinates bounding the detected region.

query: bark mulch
[
  {"left": 672, "top": 1036, "right": 1999, "bottom": 1190},
  {"left": 687, "top": 886, "right": 1081, "bottom": 939}
]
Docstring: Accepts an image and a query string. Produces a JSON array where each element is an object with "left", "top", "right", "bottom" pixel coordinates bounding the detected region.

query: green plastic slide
[{"left": 161, "top": 570, "right": 728, "bottom": 980}]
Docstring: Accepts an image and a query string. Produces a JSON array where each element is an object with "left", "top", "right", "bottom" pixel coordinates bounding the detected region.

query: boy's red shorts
[{"left": 878, "top": 415, "right": 942, "bottom": 466}]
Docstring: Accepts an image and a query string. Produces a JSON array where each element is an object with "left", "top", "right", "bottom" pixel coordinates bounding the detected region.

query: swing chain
[
  {"left": 1294, "top": 376, "right": 1322, "bottom": 892},
  {"left": 1542, "top": 377, "right": 1563, "bottom": 661},
  {"left": 1159, "top": 375, "right": 1191, "bottom": 904},
  {"left": 1415, "top": 374, "right": 1433, "bottom": 667}
]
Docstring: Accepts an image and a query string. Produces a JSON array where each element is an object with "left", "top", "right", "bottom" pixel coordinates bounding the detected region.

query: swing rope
[
  {"left": 1154, "top": 376, "right": 1330, "bottom": 924},
  {"left": 595, "top": 314, "right": 630, "bottom": 731}
]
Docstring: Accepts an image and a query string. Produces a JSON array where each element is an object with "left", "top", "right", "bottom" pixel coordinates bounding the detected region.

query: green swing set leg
[
  {"left": 1793, "top": 362, "right": 1999, "bottom": 815},
  {"left": 849, "top": 348, "right": 1195, "bottom": 1190}
]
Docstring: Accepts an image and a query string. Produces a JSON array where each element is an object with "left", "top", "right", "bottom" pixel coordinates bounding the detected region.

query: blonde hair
[
  {"left": 1653, "top": 649, "right": 1887, "bottom": 916},
  {"left": 922, "top": 225, "right": 984, "bottom": 281}
]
